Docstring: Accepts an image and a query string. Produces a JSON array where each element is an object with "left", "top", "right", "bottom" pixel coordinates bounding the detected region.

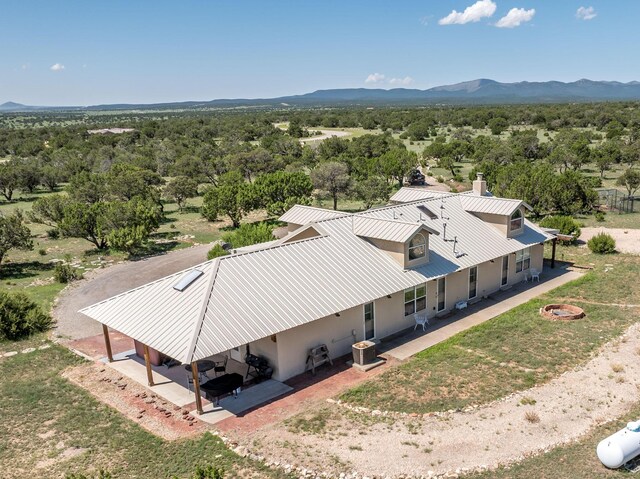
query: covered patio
[{"left": 99, "top": 341, "right": 293, "bottom": 424}]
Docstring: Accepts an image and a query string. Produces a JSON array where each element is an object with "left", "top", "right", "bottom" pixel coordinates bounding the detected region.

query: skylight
[
  {"left": 416, "top": 205, "right": 438, "bottom": 220},
  {"left": 173, "top": 269, "right": 204, "bottom": 292}
]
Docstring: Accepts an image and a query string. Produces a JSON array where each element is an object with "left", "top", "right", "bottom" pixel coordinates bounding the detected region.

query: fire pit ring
[{"left": 540, "top": 304, "right": 585, "bottom": 321}]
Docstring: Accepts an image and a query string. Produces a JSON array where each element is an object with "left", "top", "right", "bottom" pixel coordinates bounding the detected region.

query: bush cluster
[
  {"left": 587, "top": 232, "right": 616, "bottom": 254},
  {"left": 0, "top": 291, "right": 52, "bottom": 340},
  {"left": 53, "top": 262, "right": 84, "bottom": 283},
  {"left": 539, "top": 215, "right": 582, "bottom": 242}
]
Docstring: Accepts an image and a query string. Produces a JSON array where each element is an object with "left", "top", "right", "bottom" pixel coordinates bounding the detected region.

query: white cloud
[
  {"left": 389, "top": 77, "right": 414, "bottom": 86},
  {"left": 495, "top": 8, "right": 535, "bottom": 28},
  {"left": 365, "top": 73, "right": 386, "bottom": 83},
  {"left": 50, "top": 63, "right": 65, "bottom": 72},
  {"left": 439, "top": 0, "right": 496, "bottom": 25},
  {"left": 576, "top": 6, "right": 596, "bottom": 20}
]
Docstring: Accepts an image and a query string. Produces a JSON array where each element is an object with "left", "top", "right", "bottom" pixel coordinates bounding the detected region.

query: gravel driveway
[{"left": 53, "top": 243, "right": 212, "bottom": 341}]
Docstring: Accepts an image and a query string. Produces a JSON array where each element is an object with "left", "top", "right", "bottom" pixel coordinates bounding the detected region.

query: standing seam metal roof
[{"left": 80, "top": 192, "right": 553, "bottom": 363}]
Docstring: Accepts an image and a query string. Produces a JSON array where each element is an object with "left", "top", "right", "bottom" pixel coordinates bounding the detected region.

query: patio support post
[
  {"left": 191, "top": 362, "right": 204, "bottom": 415},
  {"left": 551, "top": 237, "right": 557, "bottom": 269},
  {"left": 143, "top": 345, "right": 154, "bottom": 386},
  {"left": 102, "top": 324, "right": 113, "bottom": 362}
]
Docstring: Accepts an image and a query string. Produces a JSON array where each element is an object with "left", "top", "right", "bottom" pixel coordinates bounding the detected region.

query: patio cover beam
[
  {"left": 191, "top": 362, "right": 204, "bottom": 415},
  {"left": 143, "top": 345, "right": 154, "bottom": 386},
  {"left": 102, "top": 324, "right": 113, "bottom": 362}
]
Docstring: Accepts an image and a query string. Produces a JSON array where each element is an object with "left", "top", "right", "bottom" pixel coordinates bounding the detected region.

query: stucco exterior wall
[
  {"left": 473, "top": 212, "right": 508, "bottom": 236},
  {"left": 274, "top": 304, "right": 363, "bottom": 381},
  {"left": 268, "top": 242, "right": 547, "bottom": 382},
  {"left": 367, "top": 238, "right": 405, "bottom": 266}
]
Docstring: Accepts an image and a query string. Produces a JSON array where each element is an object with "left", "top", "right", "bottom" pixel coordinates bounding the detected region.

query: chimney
[{"left": 473, "top": 172, "right": 487, "bottom": 196}]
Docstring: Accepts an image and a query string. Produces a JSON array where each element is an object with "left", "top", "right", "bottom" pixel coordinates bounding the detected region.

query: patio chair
[
  {"left": 414, "top": 314, "right": 429, "bottom": 332},
  {"left": 530, "top": 269, "right": 540, "bottom": 282},
  {"left": 213, "top": 356, "right": 228, "bottom": 377}
]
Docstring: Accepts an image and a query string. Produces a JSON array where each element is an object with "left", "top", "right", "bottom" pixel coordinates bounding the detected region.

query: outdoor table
[
  {"left": 184, "top": 360, "right": 216, "bottom": 374},
  {"left": 200, "top": 373, "right": 244, "bottom": 404}
]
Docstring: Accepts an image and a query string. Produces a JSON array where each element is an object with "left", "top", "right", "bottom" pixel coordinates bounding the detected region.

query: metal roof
[
  {"left": 390, "top": 187, "right": 449, "bottom": 203},
  {"left": 459, "top": 195, "right": 529, "bottom": 216},
  {"left": 352, "top": 215, "right": 438, "bottom": 243},
  {"left": 278, "top": 205, "right": 348, "bottom": 225},
  {"left": 81, "top": 191, "right": 553, "bottom": 364}
]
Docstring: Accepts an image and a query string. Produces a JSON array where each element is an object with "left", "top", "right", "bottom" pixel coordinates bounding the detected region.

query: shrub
[
  {"left": 524, "top": 411, "right": 540, "bottom": 424},
  {"left": 66, "top": 472, "right": 112, "bottom": 479},
  {"left": 38, "top": 248, "right": 47, "bottom": 256},
  {"left": 437, "top": 175, "right": 445, "bottom": 183},
  {"left": 222, "top": 222, "right": 275, "bottom": 249},
  {"left": 453, "top": 174, "right": 464, "bottom": 182},
  {"left": 47, "top": 228, "right": 60, "bottom": 239},
  {"left": 192, "top": 465, "right": 224, "bottom": 479},
  {"left": 594, "top": 211, "right": 606, "bottom": 222},
  {"left": 587, "top": 232, "right": 616, "bottom": 254},
  {"left": 207, "top": 243, "right": 230, "bottom": 260},
  {"left": 0, "top": 290, "right": 52, "bottom": 340},
  {"left": 54, "top": 262, "right": 83, "bottom": 283},
  {"left": 539, "top": 215, "right": 581, "bottom": 242}
]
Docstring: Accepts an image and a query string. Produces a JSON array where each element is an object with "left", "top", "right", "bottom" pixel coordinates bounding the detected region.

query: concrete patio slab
[
  {"left": 382, "top": 269, "right": 584, "bottom": 360},
  {"left": 193, "top": 379, "right": 293, "bottom": 424}
]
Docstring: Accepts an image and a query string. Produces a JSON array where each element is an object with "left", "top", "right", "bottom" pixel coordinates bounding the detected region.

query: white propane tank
[{"left": 597, "top": 421, "right": 640, "bottom": 469}]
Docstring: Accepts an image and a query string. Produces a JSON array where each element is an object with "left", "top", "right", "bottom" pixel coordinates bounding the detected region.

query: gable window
[
  {"left": 515, "top": 247, "right": 531, "bottom": 273},
  {"left": 510, "top": 209, "right": 523, "bottom": 231},
  {"left": 408, "top": 233, "right": 427, "bottom": 260},
  {"left": 404, "top": 284, "right": 427, "bottom": 316}
]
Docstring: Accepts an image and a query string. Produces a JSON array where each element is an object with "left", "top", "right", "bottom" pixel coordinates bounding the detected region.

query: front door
[
  {"left": 501, "top": 255, "right": 509, "bottom": 287},
  {"left": 437, "top": 277, "right": 446, "bottom": 312},
  {"left": 364, "top": 302, "right": 375, "bottom": 340}
]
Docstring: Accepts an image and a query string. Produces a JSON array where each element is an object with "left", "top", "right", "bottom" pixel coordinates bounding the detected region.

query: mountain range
[{"left": 4, "top": 79, "right": 640, "bottom": 111}]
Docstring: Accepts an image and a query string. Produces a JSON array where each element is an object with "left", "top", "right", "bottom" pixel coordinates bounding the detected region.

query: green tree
[
  {"left": 0, "top": 162, "right": 19, "bottom": 201},
  {"left": 311, "top": 162, "right": 351, "bottom": 210},
  {"left": 29, "top": 194, "right": 67, "bottom": 228},
  {"left": 201, "top": 172, "right": 257, "bottom": 227},
  {"left": 488, "top": 117, "right": 509, "bottom": 135},
  {"left": 164, "top": 176, "right": 199, "bottom": 212},
  {"left": 378, "top": 148, "right": 417, "bottom": 188},
  {"left": 616, "top": 168, "right": 640, "bottom": 196},
  {"left": 105, "top": 163, "right": 164, "bottom": 201},
  {"left": 0, "top": 210, "right": 33, "bottom": 269},
  {"left": 352, "top": 176, "right": 391, "bottom": 209},
  {"left": 593, "top": 141, "right": 622, "bottom": 179},
  {"left": 253, "top": 171, "right": 313, "bottom": 216}
]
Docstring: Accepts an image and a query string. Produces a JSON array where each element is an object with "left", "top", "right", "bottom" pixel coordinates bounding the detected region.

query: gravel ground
[
  {"left": 580, "top": 227, "right": 640, "bottom": 255},
  {"left": 244, "top": 320, "right": 640, "bottom": 478},
  {"left": 52, "top": 243, "right": 212, "bottom": 341}
]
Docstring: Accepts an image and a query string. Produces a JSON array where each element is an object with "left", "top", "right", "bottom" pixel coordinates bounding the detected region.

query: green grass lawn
[
  {"left": 340, "top": 246, "right": 640, "bottom": 414},
  {"left": 0, "top": 346, "right": 285, "bottom": 479}
]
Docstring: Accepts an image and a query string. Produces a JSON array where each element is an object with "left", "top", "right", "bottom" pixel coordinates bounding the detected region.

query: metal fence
[{"left": 597, "top": 188, "right": 640, "bottom": 213}]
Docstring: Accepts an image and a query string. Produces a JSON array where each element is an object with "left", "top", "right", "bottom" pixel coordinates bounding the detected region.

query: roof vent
[
  {"left": 416, "top": 205, "right": 438, "bottom": 220},
  {"left": 173, "top": 269, "right": 204, "bottom": 292}
]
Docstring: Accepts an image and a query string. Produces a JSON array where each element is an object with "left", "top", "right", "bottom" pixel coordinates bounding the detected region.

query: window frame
[
  {"left": 510, "top": 208, "right": 523, "bottom": 232},
  {"left": 515, "top": 247, "right": 531, "bottom": 273},
  {"left": 468, "top": 266, "right": 478, "bottom": 300},
  {"left": 408, "top": 233, "right": 427, "bottom": 261},
  {"left": 404, "top": 284, "right": 427, "bottom": 316},
  {"left": 363, "top": 301, "right": 375, "bottom": 340}
]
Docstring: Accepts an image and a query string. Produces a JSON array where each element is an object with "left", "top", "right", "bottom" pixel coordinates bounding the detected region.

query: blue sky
[{"left": 1, "top": 0, "right": 637, "bottom": 105}]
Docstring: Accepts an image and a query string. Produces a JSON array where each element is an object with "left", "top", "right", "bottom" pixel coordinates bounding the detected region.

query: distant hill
[{"left": 5, "top": 79, "right": 640, "bottom": 111}]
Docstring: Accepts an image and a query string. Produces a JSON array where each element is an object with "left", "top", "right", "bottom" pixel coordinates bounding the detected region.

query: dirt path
[
  {"left": 244, "top": 321, "right": 640, "bottom": 478},
  {"left": 581, "top": 227, "right": 640, "bottom": 255},
  {"left": 52, "top": 243, "right": 212, "bottom": 341}
]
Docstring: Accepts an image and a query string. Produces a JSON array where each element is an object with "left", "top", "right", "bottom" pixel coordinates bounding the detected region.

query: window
[
  {"left": 408, "top": 233, "right": 427, "bottom": 261},
  {"left": 468, "top": 266, "right": 478, "bottom": 300},
  {"left": 364, "top": 302, "right": 375, "bottom": 340},
  {"left": 404, "top": 284, "right": 427, "bottom": 316},
  {"left": 515, "top": 247, "right": 531, "bottom": 273},
  {"left": 510, "top": 209, "right": 523, "bottom": 231}
]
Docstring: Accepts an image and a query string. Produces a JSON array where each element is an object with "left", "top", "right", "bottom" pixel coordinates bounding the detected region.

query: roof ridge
[
  {"left": 185, "top": 258, "right": 222, "bottom": 363},
  {"left": 353, "top": 214, "right": 430, "bottom": 227},
  {"left": 217, "top": 231, "right": 330, "bottom": 261}
]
